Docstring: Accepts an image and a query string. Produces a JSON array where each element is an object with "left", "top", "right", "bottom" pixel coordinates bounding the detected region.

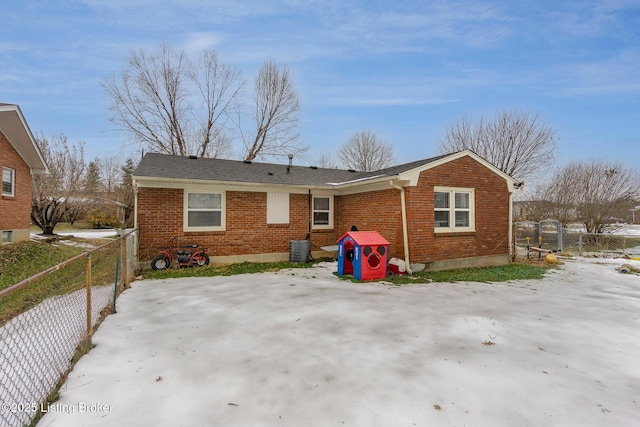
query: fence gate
[{"left": 536, "top": 220, "right": 563, "bottom": 252}]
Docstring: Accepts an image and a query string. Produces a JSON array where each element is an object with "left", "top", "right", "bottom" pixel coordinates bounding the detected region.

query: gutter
[
  {"left": 390, "top": 180, "right": 412, "bottom": 274},
  {"left": 132, "top": 179, "right": 139, "bottom": 228}
]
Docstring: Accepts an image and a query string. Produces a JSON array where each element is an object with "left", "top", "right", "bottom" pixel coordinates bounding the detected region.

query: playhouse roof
[{"left": 337, "top": 231, "right": 390, "bottom": 246}]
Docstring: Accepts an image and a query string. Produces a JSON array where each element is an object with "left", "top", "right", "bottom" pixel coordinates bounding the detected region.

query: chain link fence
[
  {"left": 514, "top": 221, "right": 640, "bottom": 259},
  {"left": 571, "top": 232, "right": 640, "bottom": 258},
  {"left": 0, "top": 229, "right": 137, "bottom": 427}
]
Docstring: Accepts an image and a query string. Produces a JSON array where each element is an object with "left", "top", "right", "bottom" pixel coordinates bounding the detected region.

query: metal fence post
[
  {"left": 86, "top": 253, "right": 92, "bottom": 338},
  {"left": 578, "top": 233, "right": 583, "bottom": 256},
  {"left": 122, "top": 234, "right": 129, "bottom": 288},
  {"left": 558, "top": 222, "right": 563, "bottom": 252}
]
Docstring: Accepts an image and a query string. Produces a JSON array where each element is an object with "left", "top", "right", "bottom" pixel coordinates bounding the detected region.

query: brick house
[
  {"left": 0, "top": 104, "right": 48, "bottom": 244},
  {"left": 133, "top": 150, "right": 521, "bottom": 271}
]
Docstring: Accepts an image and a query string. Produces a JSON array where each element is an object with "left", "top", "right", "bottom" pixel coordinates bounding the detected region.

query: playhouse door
[{"left": 343, "top": 241, "right": 354, "bottom": 275}]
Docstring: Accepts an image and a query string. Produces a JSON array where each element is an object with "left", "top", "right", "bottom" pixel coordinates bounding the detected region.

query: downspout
[
  {"left": 133, "top": 179, "right": 138, "bottom": 227},
  {"left": 391, "top": 181, "right": 412, "bottom": 274},
  {"left": 508, "top": 190, "right": 514, "bottom": 261},
  {"left": 508, "top": 181, "right": 524, "bottom": 261},
  {"left": 307, "top": 190, "right": 312, "bottom": 238}
]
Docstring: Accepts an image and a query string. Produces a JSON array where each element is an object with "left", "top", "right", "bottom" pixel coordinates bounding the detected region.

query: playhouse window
[
  {"left": 2, "top": 167, "right": 15, "bottom": 197},
  {"left": 312, "top": 195, "right": 333, "bottom": 229},
  {"left": 184, "top": 191, "right": 225, "bottom": 231},
  {"left": 434, "top": 187, "right": 475, "bottom": 232}
]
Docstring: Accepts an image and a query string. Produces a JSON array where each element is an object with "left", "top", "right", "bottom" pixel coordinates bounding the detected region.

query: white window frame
[
  {"left": 2, "top": 167, "right": 15, "bottom": 197},
  {"left": 183, "top": 191, "right": 225, "bottom": 232},
  {"left": 312, "top": 195, "right": 333, "bottom": 230},
  {"left": 434, "top": 187, "right": 475, "bottom": 233},
  {"left": 1, "top": 230, "right": 13, "bottom": 244}
]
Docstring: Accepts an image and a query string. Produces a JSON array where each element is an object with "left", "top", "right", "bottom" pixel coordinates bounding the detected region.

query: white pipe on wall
[{"left": 391, "top": 181, "right": 412, "bottom": 274}]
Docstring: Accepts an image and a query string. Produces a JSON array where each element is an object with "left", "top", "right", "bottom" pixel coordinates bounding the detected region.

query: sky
[{"left": 1, "top": 0, "right": 639, "bottom": 174}]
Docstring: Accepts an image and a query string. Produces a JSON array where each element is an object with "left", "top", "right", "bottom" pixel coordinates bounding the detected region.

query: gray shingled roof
[{"left": 133, "top": 152, "right": 451, "bottom": 187}]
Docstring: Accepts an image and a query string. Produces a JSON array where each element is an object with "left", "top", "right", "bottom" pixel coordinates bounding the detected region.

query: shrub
[{"left": 87, "top": 211, "right": 122, "bottom": 229}]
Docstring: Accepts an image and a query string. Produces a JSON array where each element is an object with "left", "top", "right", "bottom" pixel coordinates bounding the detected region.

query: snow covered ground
[
  {"left": 617, "top": 224, "right": 640, "bottom": 236},
  {"left": 38, "top": 257, "right": 640, "bottom": 427},
  {"left": 52, "top": 229, "right": 118, "bottom": 239}
]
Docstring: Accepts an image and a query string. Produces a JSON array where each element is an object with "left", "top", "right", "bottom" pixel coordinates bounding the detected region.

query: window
[
  {"left": 2, "top": 167, "right": 15, "bottom": 197},
  {"left": 312, "top": 195, "right": 333, "bottom": 229},
  {"left": 1, "top": 230, "right": 13, "bottom": 244},
  {"left": 267, "top": 192, "right": 290, "bottom": 224},
  {"left": 184, "top": 191, "right": 225, "bottom": 231},
  {"left": 434, "top": 187, "right": 475, "bottom": 232}
]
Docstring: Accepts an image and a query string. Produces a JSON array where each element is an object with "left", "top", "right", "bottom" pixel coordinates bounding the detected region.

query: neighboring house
[
  {"left": 0, "top": 104, "right": 48, "bottom": 244},
  {"left": 133, "top": 150, "right": 521, "bottom": 271}
]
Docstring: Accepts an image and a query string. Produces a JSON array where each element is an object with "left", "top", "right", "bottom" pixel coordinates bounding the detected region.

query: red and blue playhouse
[{"left": 337, "top": 231, "right": 389, "bottom": 281}]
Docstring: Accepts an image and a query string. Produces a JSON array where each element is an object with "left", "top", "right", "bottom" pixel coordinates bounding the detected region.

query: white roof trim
[
  {"left": 326, "top": 174, "right": 386, "bottom": 186},
  {"left": 0, "top": 104, "right": 48, "bottom": 174}
]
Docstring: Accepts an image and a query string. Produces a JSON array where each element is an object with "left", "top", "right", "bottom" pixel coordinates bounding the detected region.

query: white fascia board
[
  {"left": 134, "top": 174, "right": 404, "bottom": 196},
  {"left": 333, "top": 176, "right": 401, "bottom": 195},
  {"left": 0, "top": 105, "right": 49, "bottom": 174},
  {"left": 132, "top": 176, "right": 332, "bottom": 194},
  {"left": 326, "top": 174, "right": 386, "bottom": 186}
]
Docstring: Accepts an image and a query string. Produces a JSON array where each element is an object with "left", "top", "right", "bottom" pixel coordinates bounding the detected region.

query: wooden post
[{"left": 86, "top": 253, "right": 92, "bottom": 338}]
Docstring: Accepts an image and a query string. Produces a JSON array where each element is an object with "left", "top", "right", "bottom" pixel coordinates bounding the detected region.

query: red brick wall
[
  {"left": 333, "top": 158, "right": 510, "bottom": 263},
  {"left": 335, "top": 189, "right": 405, "bottom": 259},
  {"left": 0, "top": 132, "right": 33, "bottom": 231},
  {"left": 136, "top": 155, "right": 511, "bottom": 263},
  {"left": 405, "top": 156, "right": 511, "bottom": 263},
  {"left": 137, "top": 189, "right": 339, "bottom": 260}
]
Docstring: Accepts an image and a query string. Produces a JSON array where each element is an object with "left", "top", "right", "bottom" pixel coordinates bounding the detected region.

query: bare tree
[
  {"left": 31, "top": 133, "right": 87, "bottom": 235},
  {"left": 537, "top": 160, "right": 639, "bottom": 233},
  {"left": 337, "top": 130, "right": 395, "bottom": 171},
  {"left": 103, "top": 44, "right": 240, "bottom": 158},
  {"left": 439, "top": 109, "right": 556, "bottom": 181},
  {"left": 116, "top": 158, "right": 136, "bottom": 228},
  {"left": 243, "top": 60, "right": 305, "bottom": 161},
  {"left": 316, "top": 153, "right": 337, "bottom": 169},
  {"left": 99, "top": 155, "right": 122, "bottom": 193}
]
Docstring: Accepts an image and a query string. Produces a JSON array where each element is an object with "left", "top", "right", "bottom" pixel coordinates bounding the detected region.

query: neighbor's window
[
  {"left": 1, "top": 230, "right": 13, "bottom": 244},
  {"left": 184, "top": 191, "right": 225, "bottom": 231},
  {"left": 312, "top": 195, "right": 333, "bottom": 229},
  {"left": 434, "top": 187, "right": 475, "bottom": 232},
  {"left": 2, "top": 167, "right": 15, "bottom": 197}
]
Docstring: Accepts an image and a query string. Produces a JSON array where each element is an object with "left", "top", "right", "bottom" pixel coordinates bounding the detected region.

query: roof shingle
[{"left": 133, "top": 152, "right": 450, "bottom": 187}]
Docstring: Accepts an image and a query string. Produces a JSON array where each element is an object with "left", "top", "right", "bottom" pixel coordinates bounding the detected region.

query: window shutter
[{"left": 267, "top": 192, "right": 290, "bottom": 224}]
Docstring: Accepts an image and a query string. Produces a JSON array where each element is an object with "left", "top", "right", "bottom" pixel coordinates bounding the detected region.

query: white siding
[{"left": 267, "top": 192, "right": 290, "bottom": 224}]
